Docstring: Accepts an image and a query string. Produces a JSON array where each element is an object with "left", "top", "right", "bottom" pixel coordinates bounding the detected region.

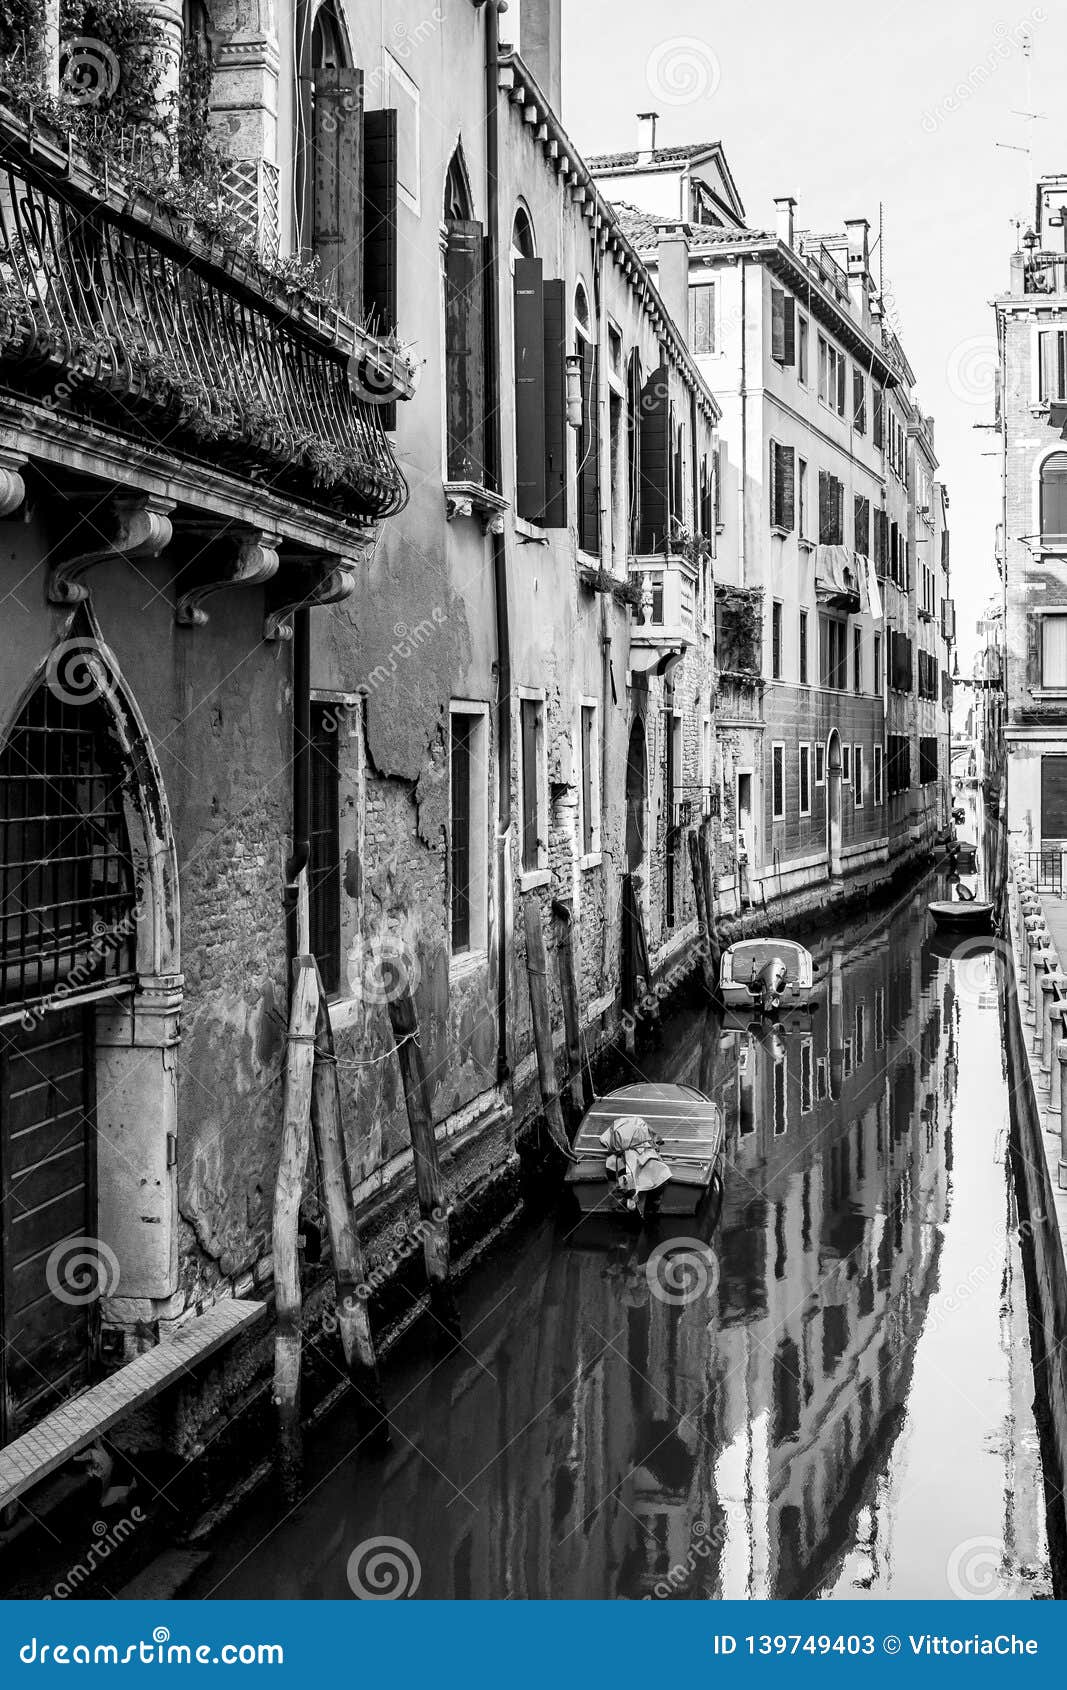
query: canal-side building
[
  {"left": 995, "top": 174, "right": 1067, "bottom": 862},
  {"left": 589, "top": 133, "right": 954, "bottom": 913},
  {"left": 0, "top": 0, "right": 721, "bottom": 1474},
  {"left": 0, "top": 13, "right": 414, "bottom": 1444}
]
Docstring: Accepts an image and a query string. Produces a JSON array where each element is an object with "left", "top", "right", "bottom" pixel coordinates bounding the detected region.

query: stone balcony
[{"left": 628, "top": 557, "right": 697, "bottom": 672}]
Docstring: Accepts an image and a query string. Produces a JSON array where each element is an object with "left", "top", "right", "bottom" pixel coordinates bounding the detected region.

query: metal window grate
[{"left": 0, "top": 684, "right": 136, "bottom": 1011}]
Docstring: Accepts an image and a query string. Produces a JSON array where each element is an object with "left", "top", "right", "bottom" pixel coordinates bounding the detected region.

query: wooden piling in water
[
  {"left": 386, "top": 985, "right": 461, "bottom": 1339},
  {"left": 522, "top": 897, "right": 579, "bottom": 1159},
  {"left": 552, "top": 900, "right": 587, "bottom": 1111},
  {"left": 272, "top": 954, "right": 319, "bottom": 1497},
  {"left": 687, "top": 830, "right": 716, "bottom": 992},
  {"left": 310, "top": 971, "right": 388, "bottom": 1442}
]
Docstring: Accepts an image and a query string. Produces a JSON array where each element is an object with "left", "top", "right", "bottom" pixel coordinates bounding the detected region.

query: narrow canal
[{"left": 191, "top": 868, "right": 1056, "bottom": 1601}]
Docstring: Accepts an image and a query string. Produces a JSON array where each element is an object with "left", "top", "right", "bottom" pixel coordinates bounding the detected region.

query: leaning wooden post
[
  {"left": 522, "top": 897, "right": 578, "bottom": 1160},
  {"left": 272, "top": 955, "right": 319, "bottom": 1497},
  {"left": 310, "top": 972, "right": 387, "bottom": 1440},
  {"left": 552, "top": 900, "right": 587, "bottom": 1111},
  {"left": 687, "top": 830, "right": 715, "bottom": 992},
  {"left": 385, "top": 985, "right": 460, "bottom": 1338}
]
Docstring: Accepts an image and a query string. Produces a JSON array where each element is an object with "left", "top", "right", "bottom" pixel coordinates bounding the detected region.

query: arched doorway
[
  {"left": 826, "top": 729, "right": 843, "bottom": 878},
  {"left": 0, "top": 633, "right": 180, "bottom": 1442},
  {"left": 625, "top": 719, "right": 647, "bottom": 873}
]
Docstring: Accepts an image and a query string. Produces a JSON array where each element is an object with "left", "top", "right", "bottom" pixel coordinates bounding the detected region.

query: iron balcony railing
[
  {"left": 1024, "top": 252, "right": 1067, "bottom": 296},
  {"left": 1026, "top": 850, "right": 1064, "bottom": 895},
  {"left": 0, "top": 101, "right": 409, "bottom": 522}
]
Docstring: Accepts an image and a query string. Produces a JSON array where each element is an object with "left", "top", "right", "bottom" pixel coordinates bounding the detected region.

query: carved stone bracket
[
  {"left": 264, "top": 559, "right": 359, "bottom": 642},
  {"left": 175, "top": 529, "right": 281, "bottom": 626},
  {"left": 443, "top": 480, "right": 509, "bottom": 535},
  {"left": 49, "top": 493, "right": 175, "bottom": 604},
  {"left": 0, "top": 450, "right": 27, "bottom": 518}
]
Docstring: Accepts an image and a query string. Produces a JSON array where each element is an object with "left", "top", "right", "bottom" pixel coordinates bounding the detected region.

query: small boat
[
  {"left": 951, "top": 840, "right": 978, "bottom": 873},
  {"left": 717, "top": 938, "right": 815, "bottom": 1015},
  {"left": 928, "top": 895, "right": 995, "bottom": 933},
  {"left": 565, "top": 1083, "right": 724, "bottom": 1217}
]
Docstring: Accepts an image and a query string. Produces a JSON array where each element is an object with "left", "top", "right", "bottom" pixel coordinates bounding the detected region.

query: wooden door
[{"left": 0, "top": 1007, "right": 96, "bottom": 1443}]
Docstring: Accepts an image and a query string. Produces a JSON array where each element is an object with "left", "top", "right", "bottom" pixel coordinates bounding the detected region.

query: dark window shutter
[
  {"left": 312, "top": 69, "right": 364, "bottom": 317},
  {"left": 777, "top": 445, "right": 795, "bottom": 529},
  {"left": 514, "top": 257, "right": 547, "bottom": 522},
  {"left": 782, "top": 296, "right": 796, "bottom": 365},
  {"left": 444, "top": 219, "right": 486, "bottom": 482},
  {"left": 873, "top": 384, "right": 884, "bottom": 448},
  {"left": 771, "top": 288, "right": 785, "bottom": 362},
  {"left": 1041, "top": 756, "right": 1067, "bottom": 838},
  {"left": 578, "top": 338, "right": 600, "bottom": 553},
  {"left": 363, "top": 107, "right": 398, "bottom": 430},
  {"left": 639, "top": 365, "right": 669, "bottom": 553},
  {"left": 1027, "top": 613, "right": 1041, "bottom": 690},
  {"left": 541, "top": 280, "right": 567, "bottom": 529},
  {"left": 836, "top": 356, "right": 847, "bottom": 416},
  {"left": 818, "top": 470, "right": 829, "bottom": 543}
]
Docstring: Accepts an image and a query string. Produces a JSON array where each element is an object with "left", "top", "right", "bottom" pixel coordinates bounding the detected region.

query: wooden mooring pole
[
  {"left": 522, "top": 897, "right": 579, "bottom": 1159},
  {"left": 687, "top": 830, "right": 716, "bottom": 992},
  {"left": 386, "top": 985, "right": 461, "bottom": 1340},
  {"left": 310, "top": 971, "right": 387, "bottom": 1443},
  {"left": 272, "top": 954, "right": 319, "bottom": 1497},
  {"left": 552, "top": 900, "right": 587, "bottom": 1112}
]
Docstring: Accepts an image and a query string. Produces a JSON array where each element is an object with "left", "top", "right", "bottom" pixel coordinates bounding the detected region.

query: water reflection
[{"left": 196, "top": 875, "right": 1048, "bottom": 1601}]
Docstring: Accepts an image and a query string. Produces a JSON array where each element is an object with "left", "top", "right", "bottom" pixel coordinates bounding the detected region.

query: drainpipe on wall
[
  {"left": 285, "top": 607, "right": 311, "bottom": 977},
  {"left": 484, "top": 0, "right": 513, "bottom": 1087}
]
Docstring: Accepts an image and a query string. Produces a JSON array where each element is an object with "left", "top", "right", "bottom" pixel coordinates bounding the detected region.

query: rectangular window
[
  {"left": 842, "top": 744, "right": 851, "bottom": 784},
  {"left": 1039, "top": 330, "right": 1067, "bottom": 403},
  {"left": 820, "top": 616, "right": 847, "bottom": 689},
  {"left": 800, "top": 1040, "right": 813, "bottom": 1113},
  {"left": 798, "top": 457, "right": 808, "bottom": 539},
  {"left": 854, "top": 494, "right": 870, "bottom": 557},
  {"left": 576, "top": 334, "right": 600, "bottom": 554},
  {"left": 873, "top": 383, "right": 884, "bottom": 448},
  {"left": 853, "top": 367, "right": 867, "bottom": 434},
  {"left": 854, "top": 626, "right": 863, "bottom": 693},
  {"left": 1042, "top": 615, "right": 1067, "bottom": 687},
  {"left": 854, "top": 745, "right": 864, "bottom": 807},
  {"left": 309, "top": 703, "right": 341, "bottom": 995},
  {"left": 874, "top": 632, "right": 882, "bottom": 693},
  {"left": 819, "top": 471, "right": 844, "bottom": 544},
  {"left": 773, "top": 1058, "right": 787, "bottom": 1134},
  {"left": 689, "top": 283, "right": 715, "bottom": 355},
  {"left": 799, "top": 608, "right": 809, "bottom": 684},
  {"left": 450, "top": 706, "right": 488, "bottom": 956},
  {"left": 772, "top": 743, "right": 786, "bottom": 819},
  {"left": 771, "top": 287, "right": 796, "bottom": 365},
  {"left": 579, "top": 700, "right": 600, "bottom": 860},
  {"left": 772, "top": 600, "right": 783, "bottom": 679},
  {"left": 815, "top": 742, "right": 826, "bottom": 787},
  {"left": 520, "top": 695, "right": 545, "bottom": 872},
  {"left": 919, "top": 736, "right": 938, "bottom": 785},
  {"left": 770, "top": 440, "right": 795, "bottom": 530},
  {"left": 1041, "top": 755, "right": 1067, "bottom": 838},
  {"left": 818, "top": 336, "right": 846, "bottom": 415},
  {"left": 799, "top": 744, "right": 811, "bottom": 816},
  {"left": 798, "top": 314, "right": 809, "bottom": 384},
  {"left": 874, "top": 743, "right": 884, "bottom": 804},
  {"left": 444, "top": 218, "right": 486, "bottom": 481}
]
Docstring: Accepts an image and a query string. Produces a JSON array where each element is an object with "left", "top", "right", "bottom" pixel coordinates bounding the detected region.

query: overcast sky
[{"left": 561, "top": 0, "right": 1067, "bottom": 663}]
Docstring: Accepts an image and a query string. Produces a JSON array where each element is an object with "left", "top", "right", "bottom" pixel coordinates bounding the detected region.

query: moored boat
[
  {"left": 565, "top": 1083, "right": 724, "bottom": 1218},
  {"left": 717, "top": 938, "right": 815, "bottom": 1015},
  {"left": 928, "top": 898, "right": 995, "bottom": 933}
]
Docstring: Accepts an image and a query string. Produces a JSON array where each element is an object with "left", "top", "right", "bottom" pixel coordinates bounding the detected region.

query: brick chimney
[
  {"left": 519, "top": 0, "right": 562, "bottom": 114},
  {"left": 844, "top": 217, "right": 871, "bottom": 322},
  {"left": 774, "top": 196, "right": 796, "bottom": 249},
  {"left": 657, "top": 223, "right": 692, "bottom": 345},
  {"left": 637, "top": 112, "right": 659, "bottom": 165}
]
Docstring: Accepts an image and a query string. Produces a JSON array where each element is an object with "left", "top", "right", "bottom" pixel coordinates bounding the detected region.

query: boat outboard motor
[{"left": 755, "top": 956, "right": 788, "bottom": 1015}]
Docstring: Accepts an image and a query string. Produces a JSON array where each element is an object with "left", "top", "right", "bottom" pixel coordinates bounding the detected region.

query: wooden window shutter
[
  {"left": 771, "top": 288, "right": 785, "bottom": 362},
  {"left": 312, "top": 69, "right": 364, "bottom": 314},
  {"left": 873, "top": 384, "right": 884, "bottom": 448},
  {"left": 769, "top": 439, "right": 778, "bottom": 525},
  {"left": 444, "top": 219, "right": 486, "bottom": 482},
  {"left": 363, "top": 107, "right": 398, "bottom": 430},
  {"left": 836, "top": 355, "right": 846, "bottom": 416},
  {"left": 818, "top": 470, "right": 829, "bottom": 543},
  {"left": 541, "top": 280, "right": 567, "bottom": 529},
  {"left": 513, "top": 257, "right": 547, "bottom": 522},
  {"left": 578, "top": 337, "right": 600, "bottom": 553},
  {"left": 1026, "top": 613, "right": 1041, "bottom": 690},
  {"left": 639, "top": 365, "right": 669, "bottom": 553},
  {"left": 778, "top": 445, "right": 795, "bottom": 529},
  {"left": 782, "top": 297, "right": 796, "bottom": 365}
]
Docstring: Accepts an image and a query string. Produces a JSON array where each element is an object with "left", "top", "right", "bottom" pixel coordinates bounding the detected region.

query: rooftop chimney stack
[
  {"left": 774, "top": 196, "right": 796, "bottom": 249},
  {"left": 656, "top": 223, "right": 692, "bottom": 347},
  {"left": 844, "top": 217, "right": 871, "bottom": 325},
  {"left": 519, "top": 0, "right": 562, "bottom": 115},
  {"left": 637, "top": 112, "right": 659, "bottom": 165}
]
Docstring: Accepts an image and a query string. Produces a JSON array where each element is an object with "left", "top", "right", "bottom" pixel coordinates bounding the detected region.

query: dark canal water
[{"left": 192, "top": 868, "right": 1054, "bottom": 1600}]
